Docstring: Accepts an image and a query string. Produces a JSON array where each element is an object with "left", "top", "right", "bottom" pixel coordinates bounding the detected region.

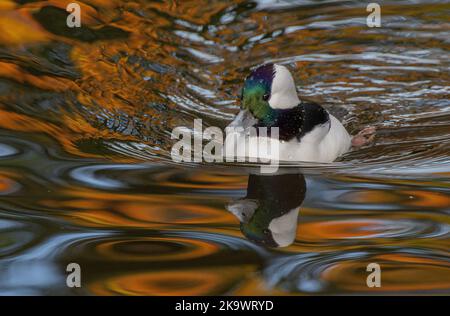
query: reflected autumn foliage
[{"left": 0, "top": 0, "right": 449, "bottom": 295}]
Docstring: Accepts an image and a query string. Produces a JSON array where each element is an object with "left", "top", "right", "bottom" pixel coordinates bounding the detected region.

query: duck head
[{"left": 240, "top": 63, "right": 300, "bottom": 126}]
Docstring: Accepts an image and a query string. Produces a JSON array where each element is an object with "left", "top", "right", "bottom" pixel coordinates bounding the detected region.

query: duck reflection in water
[{"left": 226, "top": 172, "right": 306, "bottom": 247}]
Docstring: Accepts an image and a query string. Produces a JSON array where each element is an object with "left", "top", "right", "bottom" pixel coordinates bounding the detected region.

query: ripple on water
[
  {"left": 89, "top": 267, "right": 255, "bottom": 296},
  {"left": 0, "top": 219, "right": 37, "bottom": 257},
  {"left": 298, "top": 218, "right": 450, "bottom": 242},
  {"left": 0, "top": 143, "right": 18, "bottom": 158},
  {"left": 56, "top": 232, "right": 267, "bottom": 295},
  {"left": 264, "top": 249, "right": 450, "bottom": 294},
  {"left": 0, "top": 0, "right": 448, "bottom": 296}
]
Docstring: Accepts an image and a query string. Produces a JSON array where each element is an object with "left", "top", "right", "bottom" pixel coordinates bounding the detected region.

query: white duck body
[{"left": 226, "top": 112, "right": 351, "bottom": 163}]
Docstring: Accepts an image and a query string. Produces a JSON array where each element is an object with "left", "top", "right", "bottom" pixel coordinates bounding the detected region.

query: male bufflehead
[{"left": 227, "top": 63, "right": 375, "bottom": 162}]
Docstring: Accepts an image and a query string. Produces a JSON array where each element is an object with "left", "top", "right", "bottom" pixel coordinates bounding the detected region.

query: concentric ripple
[{"left": 264, "top": 248, "right": 450, "bottom": 294}]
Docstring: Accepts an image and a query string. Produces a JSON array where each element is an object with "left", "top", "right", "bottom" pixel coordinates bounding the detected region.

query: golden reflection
[
  {"left": 156, "top": 172, "right": 247, "bottom": 190},
  {"left": 0, "top": 61, "right": 78, "bottom": 91},
  {"left": 0, "top": 172, "right": 18, "bottom": 194},
  {"left": 342, "top": 188, "right": 450, "bottom": 208},
  {"left": 0, "top": 1, "right": 15, "bottom": 11},
  {"left": 323, "top": 255, "right": 450, "bottom": 292},
  {"left": 40, "top": 187, "right": 236, "bottom": 228},
  {"left": 403, "top": 190, "right": 450, "bottom": 208},
  {"left": 0, "top": 11, "right": 48, "bottom": 45},
  {"left": 300, "top": 220, "right": 380, "bottom": 240},
  {"left": 89, "top": 266, "right": 255, "bottom": 296},
  {"left": 0, "top": 110, "right": 110, "bottom": 159}
]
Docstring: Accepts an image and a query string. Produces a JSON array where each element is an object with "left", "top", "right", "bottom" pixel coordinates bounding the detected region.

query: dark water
[{"left": 0, "top": 0, "right": 449, "bottom": 295}]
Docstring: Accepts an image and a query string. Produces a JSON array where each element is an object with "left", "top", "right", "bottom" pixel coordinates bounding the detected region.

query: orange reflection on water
[
  {"left": 323, "top": 254, "right": 450, "bottom": 292},
  {"left": 403, "top": 190, "right": 450, "bottom": 208},
  {"left": 0, "top": 110, "right": 97, "bottom": 158},
  {"left": 0, "top": 11, "right": 48, "bottom": 45},
  {"left": 157, "top": 173, "right": 247, "bottom": 190},
  {"left": 89, "top": 266, "right": 255, "bottom": 296},
  {"left": 0, "top": 61, "right": 78, "bottom": 91},
  {"left": 0, "top": 172, "right": 18, "bottom": 194},
  {"left": 343, "top": 188, "right": 450, "bottom": 208},
  {"left": 299, "top": 219, "right": 380, "bottom": 240},
  {"left": 40, "top": 187, "right": 236, "bottom": 228}
]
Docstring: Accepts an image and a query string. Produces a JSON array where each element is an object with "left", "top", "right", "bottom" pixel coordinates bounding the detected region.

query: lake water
[{"left": 0, "top": 0, "right": 449, "bottom": 295}]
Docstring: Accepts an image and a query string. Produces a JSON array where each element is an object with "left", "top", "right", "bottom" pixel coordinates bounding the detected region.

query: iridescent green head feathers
[
  {"left": 241, "top": 63, "right": 300, "bottom": 123},
  {"left": 241, "top": 63, "right": 275, "bottom": 121}
]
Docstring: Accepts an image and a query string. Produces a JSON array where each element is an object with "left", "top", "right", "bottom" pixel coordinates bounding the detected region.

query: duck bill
[{"left": 228, "top": 109, "right": 258, "bottom": 129}]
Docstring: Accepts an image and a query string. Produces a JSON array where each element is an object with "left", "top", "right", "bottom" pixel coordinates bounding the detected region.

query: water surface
[{"left": 0, "top": 0, "right": 449, "bottom": 295}]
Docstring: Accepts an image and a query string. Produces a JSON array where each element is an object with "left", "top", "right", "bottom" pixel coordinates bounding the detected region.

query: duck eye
[{"left": 262, "top": 93, "right": 270, "bottom": 101}]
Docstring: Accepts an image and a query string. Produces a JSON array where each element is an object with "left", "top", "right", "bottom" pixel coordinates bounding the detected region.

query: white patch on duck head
[{"left": 268, "top": 64, "right": 300, "bottom": 110}]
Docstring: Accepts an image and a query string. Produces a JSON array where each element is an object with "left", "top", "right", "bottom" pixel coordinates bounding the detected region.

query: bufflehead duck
[{"left": 226, "top": 63, "right": 375, "bottom": 162}]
